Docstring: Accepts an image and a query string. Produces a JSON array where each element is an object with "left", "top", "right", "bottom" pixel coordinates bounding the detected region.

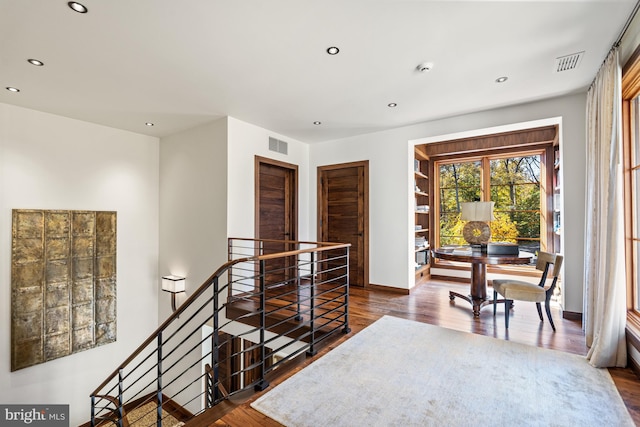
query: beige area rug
[{"left": 251, "top": 315, "right": 634, "bottom": 427}]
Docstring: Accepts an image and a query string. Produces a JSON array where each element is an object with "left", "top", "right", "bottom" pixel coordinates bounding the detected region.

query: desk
[{"left": 432, "top": 247, "right": 533, "bottom": 317}]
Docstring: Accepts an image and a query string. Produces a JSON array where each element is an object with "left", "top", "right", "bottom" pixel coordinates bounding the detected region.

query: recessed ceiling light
[
  {"left": 27, "top": 59, "right": 44, "bottom": 66},
  {"left": 495, "top": 76, "right": 508, "bottom": 83},
  {"left": 6, "top": 87, "right": 20, "bottom": 93},
  {"left": 388, "top": 103, "right": 397, "bottom": 108},
  {"left": 326, "top": 47, "right": 339, "bottom": 55},
  {"left": 145, "top": 122, "right": 155, "bottom": 127},
  {"left": 313, "top": 121, "right": 322, "bottom": 125},
  {"left": 68, "top": 2, "right": 88, "bottom": 13}
]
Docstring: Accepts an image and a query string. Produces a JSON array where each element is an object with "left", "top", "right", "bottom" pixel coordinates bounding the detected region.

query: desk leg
[
  {"left": 470, "top": 263, "right": 486, "bottom": 300},
  {"left": 470, "top": 263, "right": 487, "bottom": 317},
  {"left": 449, "top": 262, "right": 489, "bottom": 317}
]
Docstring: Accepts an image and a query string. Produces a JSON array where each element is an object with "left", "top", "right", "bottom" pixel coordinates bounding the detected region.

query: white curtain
[{"left": 584, "top": 47, "right": 627, "bottom": 368}]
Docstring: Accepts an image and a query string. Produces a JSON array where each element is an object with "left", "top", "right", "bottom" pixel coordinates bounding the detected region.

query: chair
[{"left": 492, "top": 252, "right": 563, "bottom": 331}]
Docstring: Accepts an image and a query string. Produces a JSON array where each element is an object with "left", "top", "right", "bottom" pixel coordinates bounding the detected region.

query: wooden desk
[{"left": 432, "top": 247, "right": 533, "bottom": 317}]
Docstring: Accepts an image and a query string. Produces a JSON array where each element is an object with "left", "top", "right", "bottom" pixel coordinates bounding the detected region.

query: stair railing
[{"left": 90, "top": 238, "right": 350, "bottom": 426}]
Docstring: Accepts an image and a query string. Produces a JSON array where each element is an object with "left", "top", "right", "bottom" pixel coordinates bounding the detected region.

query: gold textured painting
[{"left": 11, "top": 209, "right": 117, "bottom": 371}]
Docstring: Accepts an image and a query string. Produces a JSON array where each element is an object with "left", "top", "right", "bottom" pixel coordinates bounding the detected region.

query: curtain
[{"left": 584, "top": 47, "right": 627, "bottom": 368}]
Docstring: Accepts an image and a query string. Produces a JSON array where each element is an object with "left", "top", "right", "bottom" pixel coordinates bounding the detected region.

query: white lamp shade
[
  {"left": 460, "top": 201, "right": 495, "bottom": 221},
  {"left": 162, "top": 275, "right": 186, "bottom": 293}
]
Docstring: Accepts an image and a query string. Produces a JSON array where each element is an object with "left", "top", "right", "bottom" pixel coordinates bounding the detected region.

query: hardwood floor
[{"left": 199, "top": 279, "right": 640, "bottom": 426}]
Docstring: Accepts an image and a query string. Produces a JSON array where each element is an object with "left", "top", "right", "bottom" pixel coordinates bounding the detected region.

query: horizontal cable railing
[{"left": 90, "top": 238, "right": 350, "bottom": 427}]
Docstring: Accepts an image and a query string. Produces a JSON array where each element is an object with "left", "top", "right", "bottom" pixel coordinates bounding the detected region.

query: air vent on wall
[
  {"left": 554, "top": 51, "right": 584, "bottom": 72},
  {"left": 269, "top": 137, "right": 288, "bottom": 155}
]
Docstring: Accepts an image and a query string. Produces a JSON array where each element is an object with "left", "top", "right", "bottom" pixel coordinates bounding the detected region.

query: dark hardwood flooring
[{"left": 198, "top": 279, "right": 640, "bottom": 426}]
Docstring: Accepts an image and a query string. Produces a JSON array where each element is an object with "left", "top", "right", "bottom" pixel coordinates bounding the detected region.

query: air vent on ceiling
[
  {"left": 269, "top": 137, "right": 288, "bottom": 155},
  {"left": 554, "top": 51, "right": 584, "bottom": 72}
]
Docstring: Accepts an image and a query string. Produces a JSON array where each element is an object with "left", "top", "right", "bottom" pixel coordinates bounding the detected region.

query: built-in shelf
[
  {"left": 553, "top": 143, "right": 561, "bottom": 253},
  {"left": 414, "top": 147, "right": 431, "bottom": 281},
  {"left": 415, "top": 264, "right": 430, "bottom": 274}
]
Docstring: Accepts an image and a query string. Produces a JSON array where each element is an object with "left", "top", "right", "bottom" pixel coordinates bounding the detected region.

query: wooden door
[
  {"left": 255, "top": 156, "right": 298, "bottom": 283},
  {"left": 318, "top": 161, "right": 369, "bottom": 287},
  {"left": 243, "top": 339, "right": 273, "bottom": 387},
  {"left": 215, "top": 332, "right": 241, "bottom": 393}
]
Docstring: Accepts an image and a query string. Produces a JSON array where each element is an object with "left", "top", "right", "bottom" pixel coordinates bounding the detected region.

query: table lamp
[{"left": 460, "top": 201, "right": 495, "bottom": 250}]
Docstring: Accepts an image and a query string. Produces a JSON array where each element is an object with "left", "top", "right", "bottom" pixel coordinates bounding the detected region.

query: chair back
[{"left": 535, "top": 251, "right": 563, "bottom": 287}]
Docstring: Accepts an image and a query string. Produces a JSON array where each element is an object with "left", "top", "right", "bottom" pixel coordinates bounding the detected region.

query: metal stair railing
[{"left": 90, "top": 238, "right": 350, "bottom": 427}]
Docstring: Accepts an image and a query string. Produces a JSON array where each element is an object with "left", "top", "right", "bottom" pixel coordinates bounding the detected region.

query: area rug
[{"left": 251, "top": 315, "right": 634, "bottom": 427}]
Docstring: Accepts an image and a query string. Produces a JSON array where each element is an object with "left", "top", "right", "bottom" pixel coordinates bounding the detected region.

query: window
[
  {"left": 438, "top": 160, "right": 481, "bottom": 245},
  {"left": 436, "top": 152, "right": 544, "bottom": 254},
  {"left": 623, "top": 48, "right": 640, "bottom": 316},
  {"left": 490, "top": 155, "right": 542, "bottom": 253},
  {"left": 630, "top": 97, "right": 640, "bottom": 312},
  {"left": 622, "top": 46, "right": 640, "bottom": 319}
]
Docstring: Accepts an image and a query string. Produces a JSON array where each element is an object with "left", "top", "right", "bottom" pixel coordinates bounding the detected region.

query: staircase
[{"left": 90, "top": 238, "right": 350, "bottom": 426}]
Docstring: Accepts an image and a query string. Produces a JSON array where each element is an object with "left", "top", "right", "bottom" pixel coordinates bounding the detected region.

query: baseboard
[
  {"left": 367, "top": 283, "right": 410, "bottom": 295},
  {"left": 629, "top": 352, "right": 640, "bottom": 377},
  {"left": 562, "top": 311, "right": 582, "bottom": 321}
]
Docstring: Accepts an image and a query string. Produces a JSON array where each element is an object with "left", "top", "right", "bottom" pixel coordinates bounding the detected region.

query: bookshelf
[
  {"left": 414, "top": 147, "right": 431, "bottom": 281},
  {"left": 553, "top": 143, "right": 561, "bottom": 253}
]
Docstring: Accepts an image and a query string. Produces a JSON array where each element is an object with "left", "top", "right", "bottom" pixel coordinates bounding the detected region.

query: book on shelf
[
  {"left": 415, "top": 236, "right": 429, "bottom": 249},
  {"left": 416, "top": 250, "right": 428, "bottom": 265}
]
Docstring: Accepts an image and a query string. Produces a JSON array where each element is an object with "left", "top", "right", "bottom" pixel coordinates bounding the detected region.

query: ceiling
[{"left": 1, "top": 1, "right": 637, "bottom": 144}]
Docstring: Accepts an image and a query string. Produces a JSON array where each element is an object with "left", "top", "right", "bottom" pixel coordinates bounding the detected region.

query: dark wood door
[
  {"left": 255, "top": 156, "right": 298, "bottom": 283},
  {"left": 215, "top": 332, "right": 241, "bottom": 394},
  {"left": 318, "top": 161, "right": 368, "bottom": 287}
]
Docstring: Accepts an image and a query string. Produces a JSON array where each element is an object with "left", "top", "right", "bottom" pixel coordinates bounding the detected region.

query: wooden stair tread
[{"left": 226, "top": 298, "right": 342, "bottom": 343}]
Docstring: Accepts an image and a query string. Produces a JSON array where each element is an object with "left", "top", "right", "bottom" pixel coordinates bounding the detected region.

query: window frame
[
  {"left": 426, "top": 141, "right": 556, "bottom": 276},
  {"left": 434, "top": 149, "right": 549, "bottom": 252},
  {"left": 622, "top": 45, "right": 640, "bottom": 327}
]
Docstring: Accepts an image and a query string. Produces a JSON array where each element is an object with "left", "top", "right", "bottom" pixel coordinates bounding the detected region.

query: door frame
[
  {"left": 254, "top": 156, "right": 298, "bottom": 243},
  {"left": 317, "top": 160, "right": 369, "bottom": 287}
]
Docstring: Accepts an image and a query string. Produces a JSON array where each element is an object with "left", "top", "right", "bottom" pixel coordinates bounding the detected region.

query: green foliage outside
[
  {"left": 440, "top": 212, "right": 519, "bottom": 246},
  {"left": 438, "top": 156, "right": 541, "bottom": 249}
]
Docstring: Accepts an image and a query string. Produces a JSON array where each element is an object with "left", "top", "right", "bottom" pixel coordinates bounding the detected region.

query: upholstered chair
[{"left": 492, "top": 252, "right": 563, "bottom": 331}]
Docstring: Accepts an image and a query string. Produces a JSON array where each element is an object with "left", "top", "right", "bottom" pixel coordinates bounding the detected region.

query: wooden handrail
[{"left": 91, "top": 238, "right": 350, "bottom": 396}]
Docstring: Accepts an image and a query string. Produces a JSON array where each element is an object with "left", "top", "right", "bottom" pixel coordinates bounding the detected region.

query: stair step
[{"left": 226, "top": 299, "right": 341, "bottom": 343}]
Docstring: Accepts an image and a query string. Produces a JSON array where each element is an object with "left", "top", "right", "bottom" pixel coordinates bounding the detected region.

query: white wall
[
  {"left": 310, "top": 133, "right": 410, "bottom": 290},
  {"left": 227, "top": 117, "right": 310, "bottom": 241},
  {"left": 310, "top": 93, "right": 586, "bottom": 313},
  {"left": 159, "top": 118, "right": 229, "bottom": 320},
  {"left": 0, "top": 103, "right": 160, "bottom": 426}
]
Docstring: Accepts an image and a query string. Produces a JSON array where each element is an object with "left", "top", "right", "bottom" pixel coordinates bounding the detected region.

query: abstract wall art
[{"left": 11, "top": 209, "right": 117, "bottom": 371}]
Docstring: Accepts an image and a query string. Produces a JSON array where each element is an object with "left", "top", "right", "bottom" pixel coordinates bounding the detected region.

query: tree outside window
[{"left": 437, "top": 154, "right": 542, "bottom": 254}]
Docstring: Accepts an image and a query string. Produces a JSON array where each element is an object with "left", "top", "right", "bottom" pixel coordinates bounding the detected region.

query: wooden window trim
[
  {"left": 423, "top": 126, "right": 558, "bottom": 277},
  {"left": 433, "top": 149, "right": 549, "bottom": 253},
  {"left": 622, "top": 44, "right": 640, "bottom": 334}
]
